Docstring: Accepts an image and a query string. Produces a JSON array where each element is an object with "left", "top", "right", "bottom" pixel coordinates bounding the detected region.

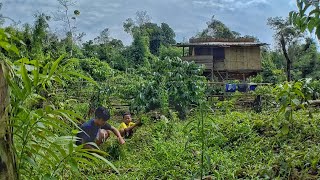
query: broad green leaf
[
  {"left": 32, "top": 59, "right": 40, "bottom": 86},
  {"left": 292, "top": 98, "right": 301, "bottom": 106},
  {"left": 68, "top": 141, "right": 74, "bottom": 155},
  {"left": 56, "top": 109, "right": 82, "bottom": 123},
  {"left": 53, "top": 76, "right": 63, "bottom": 85},
  {"left": 31, "top": 143, "right": 60, "bottom": 162},
  {"left": 293, "top": 89, "right": 304, "bottom": 98},
  {"left": 48, "top": 54, "right": 66, "bottom": 79},
  {"left": 20, "top": 62, "right": 32, "bottom": 93},
  {"left": 74, "top": 154, "right": 96, "bottom": 167},
  {"left": 29, "top": 147, "right": 56, "bottom": 167},
  {"left": 64, "top": 71, "right": 98, "bottom": 86},
  {"left": 279, "top": 105, "right": 286, "bottom": 114},
  {"left": 42, "top": 62, "right": 50, "bottom": 76},
  {"left": 52, "top": 110, "right": 82, "bottom": 131},
  {"left": 300, "top": 17, "right": 308, "bottom": 32},
  {"left": 14, "top": 58, "right": 30, "bottom": 65},
  {"left": 43, "top": 174, "right": 54, "bottom": 180},
  {"left": 91, "top": 152, "right": 120, "bottom": 174},
  {"left": 72, "top": 129, "right": 79, "bottom": 135},
  {"left": 308, "top": 18, "right": 316, "bottom": 32},
  {"left": 316, "top": 24, "right": 320, "bottom": 40},
  {"left": 41, "top": 118, "right": 68, "bottom": 130},
  {"left": 50, "top": 141, "right": 67, "bottom": 157},
  {"left": 69, "top": 158, "right": 79, "bottom": 173},
  {"left": 75, "top": 151, "right": 100, "bottom": 163},
  {"left": 7, "top": 78, "right": 23, "bottom": 99},
  {"left": 0, "top": 41, "right": 19, "bottom": 54},
  {"left": 25, "top": 156, "right": 37, "bottom": 167},
  {"left": 289, "top": 11, "right": 295, "bottom": 23}
]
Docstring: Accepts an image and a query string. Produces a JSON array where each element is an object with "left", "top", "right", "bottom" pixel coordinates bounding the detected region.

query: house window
[
  {"left": 193, "top": 47, "right": 225, "bottom": 60},
  {"left": 212, "top": 48, "right": 225, "bottom": 60},
  {"left": 194, "top": 47, "right": 211, "bottom": 55}
]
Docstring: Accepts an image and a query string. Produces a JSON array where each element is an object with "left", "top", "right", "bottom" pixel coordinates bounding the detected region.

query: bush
[
  {"left": 131, "top": 57, "right": 206, "bottom": 119},
  {"left": 80, "top": 58, "right": 113, "bottom": 81}
]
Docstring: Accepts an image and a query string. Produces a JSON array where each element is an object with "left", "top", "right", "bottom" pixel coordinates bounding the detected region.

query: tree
[
  {"left": 135, "top": 11, "right": 151, "bottom": 26},
  {"left": 125, "top": 35, "right": 152, "bottom": 67},
  {"left": 260, "top": 48, "right": 286, "bottom": 83},
  {"left": 82, "top": 28, "right": 125, "bottom": 69},
  {"left": 22, "top": 24, "right": 33, "bottom": 55},
  {"left": 160, "top": 23, "right": 176, "bottom": 46},
  {"left": 32, "top": 13, "right": 50, "bottom": 58},
  {"left": 143, "top": 22, "right": 162, "bottom": 55},
  {"left": 290, "top": 0, "right": 320, "bottom": 40},
  {"left": 292, "top": 38, "right": 320, "bottom": 79},
  {"left": 197, "top": 15, "right": 240, "bottom": 39},
  {"left": 94, "top": 28, "right": 110, "bottom": 44},
  {"left": 267, "top": 17, "right": 302, "bottom": 81},
  {"left": 54, "top": 0, "right": 81, "bottom": 56},
  {"left": 123, "top": 11, "right": 176, "bottom": 56}
]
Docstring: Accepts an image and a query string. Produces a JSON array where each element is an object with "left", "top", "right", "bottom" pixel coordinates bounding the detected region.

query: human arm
[
  {"left": 124, "top": 123, "right": 140, "bottom": 132},
  {"left": 119, "top": 121, "right": 142, "bottom": 136},
  {"left": 111, "top": 126, "right": 125, "bottom": 144}
]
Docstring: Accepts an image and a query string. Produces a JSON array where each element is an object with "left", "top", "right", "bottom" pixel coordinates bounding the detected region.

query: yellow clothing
[{"left": 118, "top": 122, "right": 135, "bottom": 130}]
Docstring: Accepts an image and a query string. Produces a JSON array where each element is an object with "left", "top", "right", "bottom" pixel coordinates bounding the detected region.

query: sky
[{"left": 1, "top": 0, "right": 297, "bottom": 47}]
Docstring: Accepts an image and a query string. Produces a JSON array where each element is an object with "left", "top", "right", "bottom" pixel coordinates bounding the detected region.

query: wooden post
[
  {"left": 211, "top": 69, "right": 214, "bottom": 81},
  {"left": 212, "top": 54, "right": 214, "bottom": 81},
  {"left": 182, "top": 47, "right": 185, "bottom": 57},
  {"left": 0, "top": 63, "right": 17, "bottom": 180}
]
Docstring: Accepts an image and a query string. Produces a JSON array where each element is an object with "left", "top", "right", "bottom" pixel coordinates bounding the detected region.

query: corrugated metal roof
[{"left": 175, "top": 42, "right": 268, "bottom": 47}]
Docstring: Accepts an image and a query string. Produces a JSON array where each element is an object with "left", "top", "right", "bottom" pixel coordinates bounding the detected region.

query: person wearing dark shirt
[{"left": 76, "top": 106, "right": 125, "bottom": 148}]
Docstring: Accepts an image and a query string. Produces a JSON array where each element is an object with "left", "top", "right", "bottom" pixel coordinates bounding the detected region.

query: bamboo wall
[
  {"left": 225, "top": 46, "right": 261, "bottom": 71},
  {"left": 182, "top": 46, "right": 261, "bottom": 72}
]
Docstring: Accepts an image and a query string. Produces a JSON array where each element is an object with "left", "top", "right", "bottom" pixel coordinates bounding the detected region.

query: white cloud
[
  {"left": 192, "top": 0, "right": 270, "bottom": 11},
  {"left": 1, "top": 0, "right": 297, "bottom": 46}
]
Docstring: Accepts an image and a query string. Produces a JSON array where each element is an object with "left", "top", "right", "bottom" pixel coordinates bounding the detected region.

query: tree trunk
[
  {"left": 0, "top": 63, "right": 17, "bottom": 180},
  {"left": 280, "top": 34, "right": 291, "bottom": 81}
]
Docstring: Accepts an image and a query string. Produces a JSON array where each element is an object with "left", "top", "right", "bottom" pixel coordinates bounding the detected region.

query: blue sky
[{"left": 1, "top": 0, "right": 297, "bottom": 47}]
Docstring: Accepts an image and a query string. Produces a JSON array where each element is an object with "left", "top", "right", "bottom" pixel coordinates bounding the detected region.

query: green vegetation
[
  {"left": 89, "top": 110, "right": 320, "bottom": 179},
  {"left": 1, "top": 1, "right": 320, "bottom": 179}
]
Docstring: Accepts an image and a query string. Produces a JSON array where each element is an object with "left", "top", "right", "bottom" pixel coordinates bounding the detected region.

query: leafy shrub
[
  {"left": 253, "top": 85, "right": 277, "bottom": 110},
  {"left": 131, "top": 57, "right": 206, "bottom": 119},
  {"left": 80, "top": 58, "right": 113, "bottom": 81}
]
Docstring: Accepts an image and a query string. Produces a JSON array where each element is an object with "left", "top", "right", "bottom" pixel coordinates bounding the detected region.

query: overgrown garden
[{"left": 1, "top": 0, "right": 320, "bottom": 179}]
